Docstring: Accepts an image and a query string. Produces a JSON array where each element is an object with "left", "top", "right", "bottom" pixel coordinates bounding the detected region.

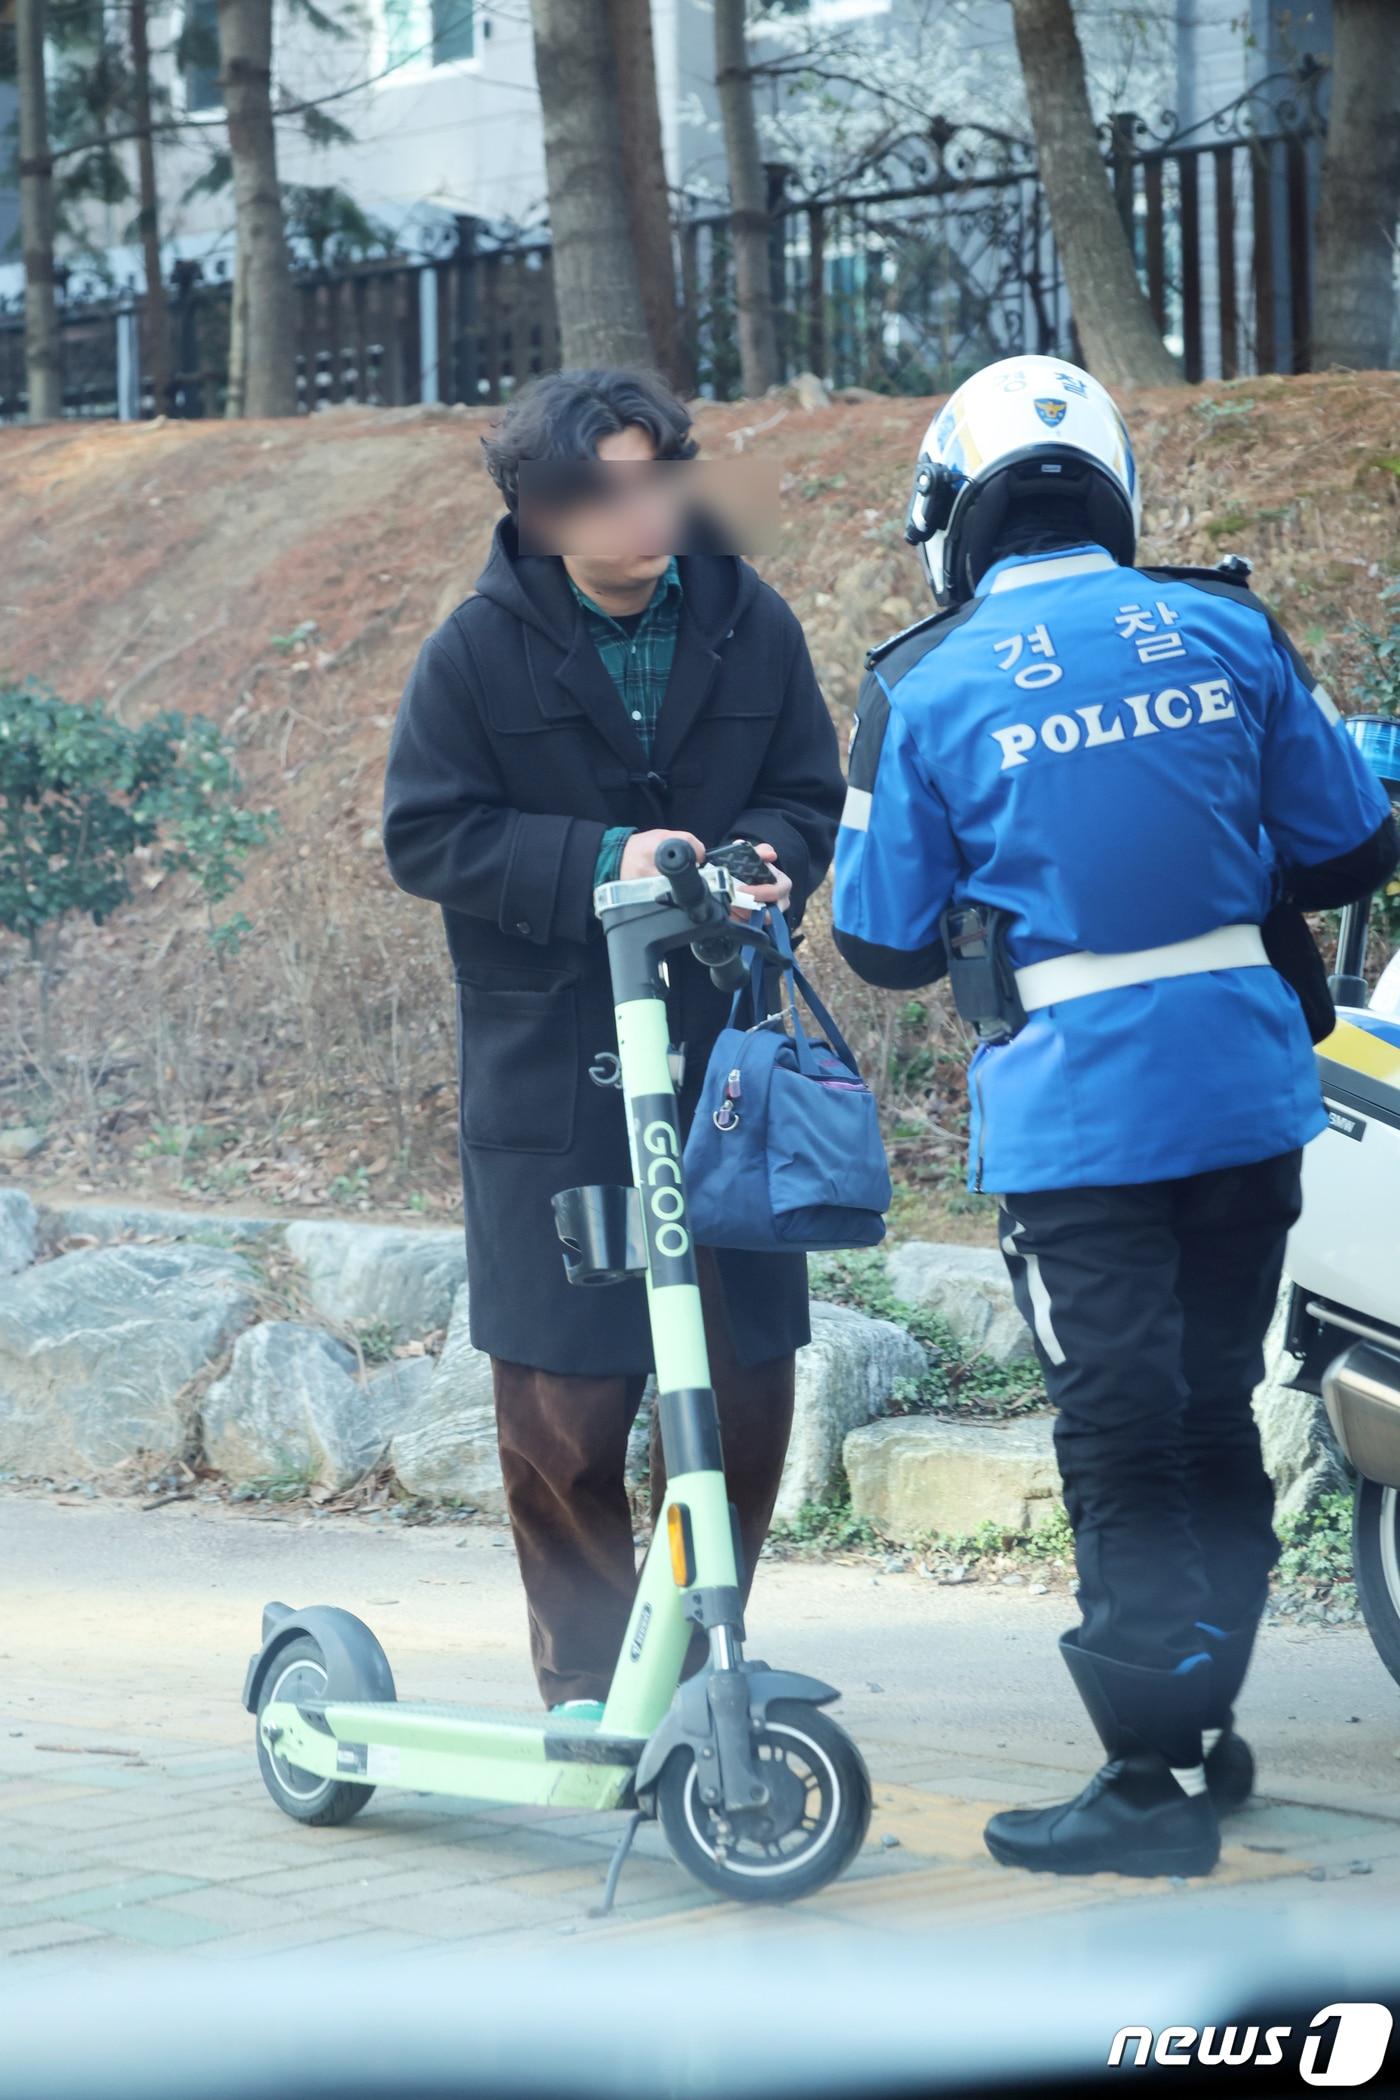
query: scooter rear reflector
[{"left": 667, "top": 1502, "right": 696, "bottom": 1587}]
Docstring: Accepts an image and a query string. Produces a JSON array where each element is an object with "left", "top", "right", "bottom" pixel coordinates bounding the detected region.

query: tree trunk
[
  {"left": 529, "top": 0, "right": 653, "bottom": 370},
  {"left": 16, "top": 0, "right": 62, "bottom": 422},
  {"left": 129, "top": 0, "right": 172, "bottom": 415},
  {"left": 225, "top": 224, "right": 248, "bottom": 418},
  {"left": 217, "top": 0, "right": 298, "bottom": 417},
  {"left": 607, "top": 0, "right": 683, "bottom": 387},
  {"left": 1313, "top": 0, "right": 1400, "bottom": 371},
  {"left": 1010, "top": 0, "right": 1179, "bottom": 388},
  {"left": 713, "top": 0, "right": 779, "bottom": 398}
]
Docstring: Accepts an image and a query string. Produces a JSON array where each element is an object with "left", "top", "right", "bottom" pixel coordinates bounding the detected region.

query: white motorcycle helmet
[{"left": 906, "top": 354, "right": 1141, "bottom": 605}]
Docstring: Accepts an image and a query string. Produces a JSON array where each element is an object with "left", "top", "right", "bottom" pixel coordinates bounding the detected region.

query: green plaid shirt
[{"left": 567, "top": 558, "right": 683, "bottom": 887}]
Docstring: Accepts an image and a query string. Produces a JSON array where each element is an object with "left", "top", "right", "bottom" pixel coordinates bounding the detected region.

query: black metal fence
[
  {"left": 0, "top": 71, "right": 1328, "bottom": 422},
  {"left": 678, "top": 69, "right": 1326, "bottom": 397}
]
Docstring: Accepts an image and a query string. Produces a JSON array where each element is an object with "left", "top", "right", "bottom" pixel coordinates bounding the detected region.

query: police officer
[{"left": 832, "top": 354, "right": 1399, "bottom": 1879}]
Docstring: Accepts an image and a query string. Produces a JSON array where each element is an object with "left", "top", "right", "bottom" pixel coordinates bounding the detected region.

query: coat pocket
[{"left": 455, "top": 967, "right": 578, "bottom": 1154}]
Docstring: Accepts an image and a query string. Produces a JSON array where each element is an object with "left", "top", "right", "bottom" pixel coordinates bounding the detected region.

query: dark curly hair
[{"left": 481, "top": 367, "right": 698, "bottom": 515}]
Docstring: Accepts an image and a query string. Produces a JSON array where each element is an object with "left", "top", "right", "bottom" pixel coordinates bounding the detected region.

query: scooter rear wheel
[
  {"left": 657, "top": 1700, "right": 871, "bottom": 1903},
  {"left": 255, "top": 1635, "right": 374, "bottom": 1826},
  {"left": 1353, "top": 1478, "right": 1400, "bottom": 1690}
]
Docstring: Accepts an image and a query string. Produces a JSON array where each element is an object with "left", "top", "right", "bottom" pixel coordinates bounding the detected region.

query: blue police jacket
[{"left": 832, "top": 543, "right": 1393, "bottom": 1195}]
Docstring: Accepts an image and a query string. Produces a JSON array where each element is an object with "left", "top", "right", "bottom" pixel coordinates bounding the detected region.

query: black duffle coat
[{"left": 381, "top": 518, "right": 844, "bottom": 1375}]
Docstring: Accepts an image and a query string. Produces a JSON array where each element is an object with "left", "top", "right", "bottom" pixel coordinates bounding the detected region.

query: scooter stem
[{"left": 593, "top": 865, "right": 756, "bottom": 1755}]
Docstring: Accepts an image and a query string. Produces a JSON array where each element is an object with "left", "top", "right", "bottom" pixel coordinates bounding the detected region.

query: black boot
[
  {"left": 984, "top": 1633, "right": 1221, "bottom": 1879},
  {"left": 1204, "top": 1729, "right": 1254, "bottom": 1812},
  {"left": 1197, "top": 1606, "right": 1264, "bottom": 1813}
]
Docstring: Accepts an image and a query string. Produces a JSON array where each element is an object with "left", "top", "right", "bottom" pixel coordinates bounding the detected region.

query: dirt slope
[{"left": 2, "top": 374, "right": 1397, "bottom": 1228}]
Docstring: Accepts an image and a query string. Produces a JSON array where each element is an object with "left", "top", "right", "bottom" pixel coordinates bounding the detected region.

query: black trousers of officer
[{"left": 998, "top": 1151, "right": 1303, "bottom": 1673}]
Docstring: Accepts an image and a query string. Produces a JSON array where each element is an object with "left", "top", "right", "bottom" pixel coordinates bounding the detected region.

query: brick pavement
[{"left": 1, "top": 1709, "right": 1396, "bottom": 1970}]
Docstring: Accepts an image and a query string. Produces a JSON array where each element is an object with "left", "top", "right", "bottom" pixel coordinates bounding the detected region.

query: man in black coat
[{"left": 382, "top": 369, "right": 844, "bottom": 1714}]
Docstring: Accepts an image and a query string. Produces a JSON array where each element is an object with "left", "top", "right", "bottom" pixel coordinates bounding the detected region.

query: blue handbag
[{"left": 684, "top": 909, "right": 892, "bottom": 1254}]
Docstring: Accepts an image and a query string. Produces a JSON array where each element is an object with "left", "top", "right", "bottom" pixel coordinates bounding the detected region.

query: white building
[
  {"left": 0, "top": 0, "right": 1338, "bottom": 411},
  {"left": 20, "top": 0, "right": 1319, "bottom": 287}
]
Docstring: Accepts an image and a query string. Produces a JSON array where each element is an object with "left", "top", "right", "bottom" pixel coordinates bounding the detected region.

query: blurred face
[
  {"left": 589, "top": 427, "right": 676, "bottom": 582},
  {"left": 522, "top": 426, "right": 678, "bottom": 606}
]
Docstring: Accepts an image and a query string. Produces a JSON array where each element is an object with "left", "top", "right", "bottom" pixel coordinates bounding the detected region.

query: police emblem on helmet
[{"left": 1034, "top": 397, "right": 1068, "bottom": 427}]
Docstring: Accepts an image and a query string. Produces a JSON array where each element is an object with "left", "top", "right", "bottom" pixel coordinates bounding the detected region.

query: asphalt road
[{"left": 4, "top": 1486, "right": 1396, "bottom": 1811}]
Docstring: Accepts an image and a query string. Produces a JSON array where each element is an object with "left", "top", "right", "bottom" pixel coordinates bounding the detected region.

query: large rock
[
  {"left": 362, "top": 1352, "right": 437, "bottom": 1433},
  {"left": 285, "top": 1221, "right": 466, "bottom": 1342},
  {"left": 202, "top": 1321, "right": 387, "bottom": 1491},
  {"left": 0, "top": 1188, "right": 38, "bottom": 1276},
  {"left": 0, "top": 1243, "right": 257, "bottom": 1476},
  {"left": 885, "top": 1242, "right": 1031, "bottom": 1366},
  {"left": 1253, "top": 1292, "right": 1348, "bottom": 1521},
  {"left": 790, "top": 370, "right": 831, "bottom": 411},
  {"left": 774, "top": 1303, "right": 928, "bottom": 1524},
  {"left": 37, "top": 1201, "right": 280, "bottom": 1253},
  {"left": 845, "top": 1413, "right": 1061, "bottom": 1542},
  {"left": 388, "top": 1283, "right": 504, "bottom": 1509},
  {"left": 391, "top": 1295, "right": 928, "bottom": 1522}
]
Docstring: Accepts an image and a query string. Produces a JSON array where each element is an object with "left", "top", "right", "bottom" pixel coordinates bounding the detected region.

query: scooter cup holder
[{"left": 552, "top": 1185, "right": 647, "bottom": 1287}]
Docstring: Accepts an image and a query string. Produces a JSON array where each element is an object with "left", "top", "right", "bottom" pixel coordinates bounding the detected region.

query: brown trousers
[{"left": 492, "top": 1248, "right": 796, "bottom": 1706}]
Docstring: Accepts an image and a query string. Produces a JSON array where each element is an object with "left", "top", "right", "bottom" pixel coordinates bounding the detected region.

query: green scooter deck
[{"left": 260, "top": 1696, "right": 644, "bottom": 1811}]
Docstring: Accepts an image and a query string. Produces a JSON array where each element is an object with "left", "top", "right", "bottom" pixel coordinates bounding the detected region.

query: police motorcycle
[{"left": 1279, "top": 715, "right": 1400, "bottom": 1683}]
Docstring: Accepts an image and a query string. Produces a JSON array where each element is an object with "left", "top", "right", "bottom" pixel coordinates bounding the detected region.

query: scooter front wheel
[
  {"left": 657, "top": 1700, "right": 871, "bottom": 1903},
  {"left": 1353, "top": 1478, "right": 1400, "bottom": 1690},
  {"left": 255, "top": 1635, "right": 374, "bottom": 1826}
]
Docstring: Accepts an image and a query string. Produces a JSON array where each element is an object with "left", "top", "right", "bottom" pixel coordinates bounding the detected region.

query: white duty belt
[{"left": 1013, "top": 924, "right": 1270, "bottom": 1014}]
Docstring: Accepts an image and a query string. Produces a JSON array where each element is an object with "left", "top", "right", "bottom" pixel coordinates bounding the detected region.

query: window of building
[
  {"left": 181, "top": 0, "right": 222, "bottom": 112},
  {"left": 771, "top": 0, "right": 890, "bottom": 17},
  {"left": 382, "top": 0, "right": 416, "bottom": 68},
  {"left": 430, "top": 0, "right": 473, "bottom": 64},
  {"left": 382, "top": 0, "right": 474, "bottom": 71}
]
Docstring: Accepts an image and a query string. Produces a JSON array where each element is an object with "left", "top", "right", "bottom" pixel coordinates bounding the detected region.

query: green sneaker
[{"left": 549, "top": 1699, "right": 606, "bottom": 1724}]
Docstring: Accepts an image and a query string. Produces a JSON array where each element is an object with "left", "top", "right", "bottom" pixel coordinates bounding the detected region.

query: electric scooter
[
  {"left": 1279, "top": 716, "right": 1400, "bottom": 1685},
  {"left": 241, "top": 839, "right": 873, "bottom": 1904}
]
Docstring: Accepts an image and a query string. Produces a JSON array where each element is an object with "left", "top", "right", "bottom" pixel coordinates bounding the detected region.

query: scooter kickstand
[{"left": 589, "top": 1808, "right": 646, "bottom": 1919}]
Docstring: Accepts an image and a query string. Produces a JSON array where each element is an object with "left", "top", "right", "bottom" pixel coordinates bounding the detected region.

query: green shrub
[
  {"left": 0, "top": 679, "right": 277, "bottom": 1071},
  {"left": 810, "top": 1246, "right": 1047, "bottom": 1417},
  {"left": 768, "top": 1489, "right": 882, "bottom": 1554},
  {"left": 1276, "top": 1488, "right": 1356, "bottom": 1595}
]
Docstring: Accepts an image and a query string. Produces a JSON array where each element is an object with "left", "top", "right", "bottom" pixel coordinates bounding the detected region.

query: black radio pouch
[
  {"left": 1261, "top": 899, "right": 1336, "bottom": 1045},
  {"left": 941, "top": 903, "right": 1028, "bottom": 1045}
]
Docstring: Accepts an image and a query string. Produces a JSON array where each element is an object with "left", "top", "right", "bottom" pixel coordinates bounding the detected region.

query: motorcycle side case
[
  {"left": 1286, "top": 1007, "right": 1400, "bottom": 1333},
  {"left": 1323, "top": 1344, "right": 1400, "bottom": 1490}
]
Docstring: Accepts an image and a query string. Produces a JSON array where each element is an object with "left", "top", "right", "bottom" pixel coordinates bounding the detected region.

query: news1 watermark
[{"left": 1109, "top": 2005, "right": 1395, "bottom": 2086}]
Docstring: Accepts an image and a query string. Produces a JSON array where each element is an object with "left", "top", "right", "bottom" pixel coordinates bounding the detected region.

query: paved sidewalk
[{"left": 2, "top": 1491, "right": 1398, "bottom": 1966}]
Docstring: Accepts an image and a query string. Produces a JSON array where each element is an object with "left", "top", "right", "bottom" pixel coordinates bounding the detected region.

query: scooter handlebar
[
  {"left": 654, "top": 836, "right": 755, "bottom": 994},
  {"left": 654, "top": 836, "right": 713, "bottom": 920}
]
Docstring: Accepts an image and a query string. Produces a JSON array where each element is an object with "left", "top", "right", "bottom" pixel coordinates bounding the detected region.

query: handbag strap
[
  {"left": 762, "top": 911, "right": 865, "bottom": 1078},
  {"left": 729, "top": 908, "right": 791, "bottom": 1029},
  {"left": 727, "top": 939, "right": 768, "bottom": 1029}
]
